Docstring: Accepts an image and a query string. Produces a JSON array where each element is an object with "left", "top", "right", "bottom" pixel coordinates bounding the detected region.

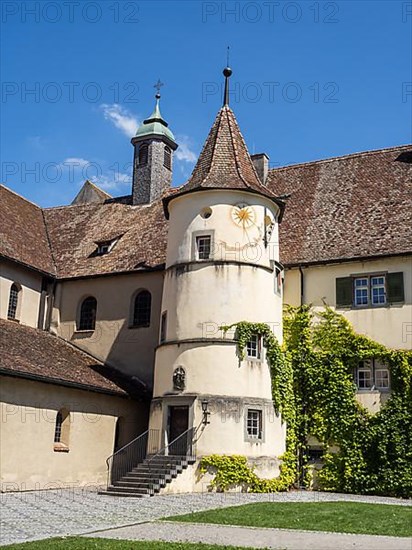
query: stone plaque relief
[{"left": 173, "top": 366, "right": 186, "bottom": 391}]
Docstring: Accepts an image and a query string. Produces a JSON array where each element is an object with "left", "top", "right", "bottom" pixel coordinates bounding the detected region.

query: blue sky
[{"left": 2, "top": 0, "right": 411, "bottom": 206}]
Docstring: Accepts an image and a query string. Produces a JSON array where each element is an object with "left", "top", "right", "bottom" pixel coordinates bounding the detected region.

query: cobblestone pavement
[
  {"left": 1, "top": 488, "right": 410, "bottom": 547},
  {"left": 88, "top": 521, "right": 412, "bottom": 550}
]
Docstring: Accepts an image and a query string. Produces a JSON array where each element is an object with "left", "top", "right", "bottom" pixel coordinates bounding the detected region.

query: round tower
[{"left": 148, "top": 69, "right": 286, "bottom": 488}]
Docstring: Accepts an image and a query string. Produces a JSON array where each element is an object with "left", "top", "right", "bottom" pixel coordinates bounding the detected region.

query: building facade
[{"left": 1, "top": 70, "right": 411, "bottom": 493}]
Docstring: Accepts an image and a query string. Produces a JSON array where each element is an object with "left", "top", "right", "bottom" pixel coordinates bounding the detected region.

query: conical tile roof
[{"left": 164, "top": 105, "right": 283, "bottom": 217}]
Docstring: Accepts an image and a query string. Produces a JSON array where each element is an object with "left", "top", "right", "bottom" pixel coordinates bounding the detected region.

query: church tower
[
  {"left": 147, "top": 68, "right": 287, "bottom": 490},
  {"left": 131, "top": 87, "right": 178, "bottom": 205}
]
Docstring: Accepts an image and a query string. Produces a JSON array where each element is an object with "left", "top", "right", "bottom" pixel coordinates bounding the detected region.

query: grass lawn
[
  {"left": 2, "top": 540, "right": 258, "bottom": 550},
  {"left": 166, "top": 501, "right": 412, "bottom": 537}
]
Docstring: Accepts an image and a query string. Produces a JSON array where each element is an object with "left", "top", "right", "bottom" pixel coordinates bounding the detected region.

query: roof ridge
[
  {"left": 0, "top": 184, "right": 41, "bottom": 208},
  {"left": 269, "top": 144, "right": 412, "bottom": 173},
  {"left": 202, "top": 107, "right": 224, "bottom": 187},
  {"left": 41, "top": 208, "right": 57, "bottom": 274},
  {"left": 225, "top": 106, "right": 249, "bottom": 187}
]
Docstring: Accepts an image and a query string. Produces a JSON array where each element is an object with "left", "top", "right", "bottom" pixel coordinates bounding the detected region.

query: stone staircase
[{"left": 100, "top": 454, "right": 196, "bottom": 497}]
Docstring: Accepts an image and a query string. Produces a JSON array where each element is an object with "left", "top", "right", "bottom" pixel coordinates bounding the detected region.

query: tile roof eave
[
  {"left": 283, "top": 250, "right": 412, "bottom": 269},
  {"left": 0, "top": 367, "right": 129, "bottom": 397},
  {"left": 1, "top": 253, "right": 56, "bottom": 278},
  {"left": 162, "top": 186, "right": 286, "bottom": 220}
]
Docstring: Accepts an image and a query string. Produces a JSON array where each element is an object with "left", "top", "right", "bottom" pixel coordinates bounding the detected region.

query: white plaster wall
[
  {"left": 53, "top": 271, "right": 164, "bottom": 387},
  {"left": 284, "top": 256, "right": 412, "bottom": 350},
  {"left": 0, "top": 259, "right": 43, "bottom": 327},
  {"left": 161, "top": 265, "right": 282, "bottom": 343},
  {"left": 356, "top": 391, "right": 391, "bottom": 414},
  {"left": 166, "top": 190, "right": 281, "bottom": 269},
  {"left": 154, "top": 343, "right": 274, "bottom": 399},
  {"left": 0, "top": 376, "right": 146, "bottom": 491},
  {"left": 149, "top": 189, "right": 285, "bottom": 465}
]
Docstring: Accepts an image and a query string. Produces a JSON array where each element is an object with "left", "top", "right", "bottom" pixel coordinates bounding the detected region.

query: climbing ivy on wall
[{"left": 201, "top": 307, "right": 412, "bottom": 498}]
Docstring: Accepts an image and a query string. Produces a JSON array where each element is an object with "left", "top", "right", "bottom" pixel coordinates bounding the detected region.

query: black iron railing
[
  {"left": 146, "top": 426, "right": 197, "bottom": 475},
  {"left": 106, "top": 428, "right": 160, "bottom": 486}
]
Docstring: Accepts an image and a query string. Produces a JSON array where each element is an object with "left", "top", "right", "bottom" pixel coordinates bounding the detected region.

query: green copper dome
[{"left": 134, "top": 97, "right": 176, "bottom": 145}]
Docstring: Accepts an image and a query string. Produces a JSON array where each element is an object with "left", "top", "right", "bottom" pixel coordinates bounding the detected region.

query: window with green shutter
[{"left": 336, "top": 272, "right": 404, "bottom": 308}]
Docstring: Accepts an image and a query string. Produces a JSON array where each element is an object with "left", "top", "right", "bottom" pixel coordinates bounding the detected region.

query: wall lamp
[{"left": 201, "top": 400, "right": 210, "bottom": 425}]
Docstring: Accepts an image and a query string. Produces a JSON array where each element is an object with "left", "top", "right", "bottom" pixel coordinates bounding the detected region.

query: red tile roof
[
  {"left": 266, "top": 145, "right": 412, "bottom": 266},
  {"left": 0, "top": 318, "right": 147, "bottom": 397},
  {"left": 43, "top": 198, "right": 168, "bottom": 278},
  {"left": 164, "top": 106, "right": 283, "bottom": 217},
  {"left": 1, "top": 145, "right": 411, "bottom": 277},
  {"left": 0, "top": 186, "right": 55, "bottom": 275}
]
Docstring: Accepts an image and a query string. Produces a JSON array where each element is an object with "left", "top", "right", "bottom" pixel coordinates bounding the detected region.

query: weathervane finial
[
  {"left": 154, "top": 78, "right": 164, "bottom": 99},
  {"left": 223, "top": 47, "right": 232, "bottom": 107}
]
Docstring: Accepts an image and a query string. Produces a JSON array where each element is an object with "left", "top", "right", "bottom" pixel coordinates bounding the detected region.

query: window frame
[
  {"left": 196, "top": 235, "right": 212, "bottom": 261},
  {"left": 160, "top": 311, "right": 167, "bottom": 344},
  {"left": 53, "top": 408, "right": 70, "bottom": 452},
  {"left": 245, "top": 408, "right": 263, "bottom": 441},
  {"left": 192, "top": 230, "right": 215, "bottom": 262},
  {"left": 77, "top": 296, "right": 97, "bottom": 332},
  {"left": 131, "top": 289, "right": 152, "bottom": 328},
  {"left": 246, "top": 334, "right": 262, "bottom": 361},
  {"left": 355, "top": 359, "right": 390, "bottom": 392},
  {"left": 353, "top": 274, "right": 387, "bottom": 308},
  {"left": 7, "top": 282, "right": 21, "bottom": 321}
]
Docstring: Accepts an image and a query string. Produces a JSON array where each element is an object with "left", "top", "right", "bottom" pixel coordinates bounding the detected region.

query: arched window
[
  {"left": 78, "top": 297, "right": 97, "bottom": 331},
  {"left": 54, "top": 408, "right": 70, "bottom": 449},
  {"left": 132, "top": 290, "right": 151, "bottom": 327},
  {"left": 54, "top": 411, "right": 63, "bottom": 443},
  {"left": 163, "top": 146, "right": 171, "bottom": 170},
  {"left": 138, "top": 143, "right": 148, "bottom": 166},
  {"left": 7, "top": 283, "right": 20, "bottom": 320}
]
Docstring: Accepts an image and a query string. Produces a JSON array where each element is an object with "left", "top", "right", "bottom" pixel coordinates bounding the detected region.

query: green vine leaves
[{"left": 202, "top": 307, "right": 411, "bottom": 497}]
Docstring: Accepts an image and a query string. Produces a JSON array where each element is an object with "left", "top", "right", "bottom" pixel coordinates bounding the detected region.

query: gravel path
[
  {"left": 88, "top": 521, "right": 412, "bottom": 550},
  {"left": 0, "top": 488, "right": 410, "bottom": 547}
]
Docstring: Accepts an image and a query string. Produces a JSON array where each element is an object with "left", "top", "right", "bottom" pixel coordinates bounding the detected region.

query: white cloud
[
  {"left": 90, "top": 172, "right": 132, "bottom": 192},
  {"left": 61, "top": 157, "right": 90, "bottom": 168},
  {"left": 100, "top": 104, "right": 139, "bottom": 138},
  {"left": 175, "top": 135, "right": 197, "bottom": 163}
]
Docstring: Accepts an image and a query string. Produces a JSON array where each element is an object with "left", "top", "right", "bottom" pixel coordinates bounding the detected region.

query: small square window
[
  {"left": 246, "top": 335, "right": 262, "bottom": 360},
  {"left": 357, "top": 369, "right": 372, "bottom": 389},
  {"left": 247, "top": 409, "right": 263, "bottom": 439},
  {"left": 96, "top": 238, "right": 118, "bottom": 256},
  {"left": 375, "top": 368, "right": 390, "bottom": 389},
  {"left": 371, "top": 276, "right": 386, "bottom": 305},
  {"left": 196, "top": 235, "right": 211, "bottom": 260},
  {"left": 354, "top": 277, "right": 369, "bottom": 306}
]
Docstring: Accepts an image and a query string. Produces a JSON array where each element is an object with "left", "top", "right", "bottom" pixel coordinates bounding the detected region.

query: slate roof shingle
[{"left": 0, "top": 318, "right": 148, "bottom": 397}]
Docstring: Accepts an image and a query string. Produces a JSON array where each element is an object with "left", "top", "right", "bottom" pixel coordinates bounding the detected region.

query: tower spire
[{"left": 223, "top": 47, "right": 232, "bottom": 106}]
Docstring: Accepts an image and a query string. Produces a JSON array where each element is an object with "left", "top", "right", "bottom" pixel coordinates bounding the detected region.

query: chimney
[{"left": 251, "top": 153, "right": 269, "bottom": 185}]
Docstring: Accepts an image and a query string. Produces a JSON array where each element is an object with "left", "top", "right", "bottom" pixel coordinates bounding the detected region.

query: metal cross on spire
[{"left": 154, "top": 79, "right": 164, "bottom": 99}]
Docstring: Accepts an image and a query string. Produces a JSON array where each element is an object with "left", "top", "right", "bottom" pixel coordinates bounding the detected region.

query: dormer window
[{"left": 95, "top": 238, "right": 118, "bottom": 256}]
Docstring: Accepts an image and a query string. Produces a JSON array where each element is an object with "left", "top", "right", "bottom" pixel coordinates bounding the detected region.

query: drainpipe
[{"left": 299, "top": 266, "right": 305, "bottom": 306}]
